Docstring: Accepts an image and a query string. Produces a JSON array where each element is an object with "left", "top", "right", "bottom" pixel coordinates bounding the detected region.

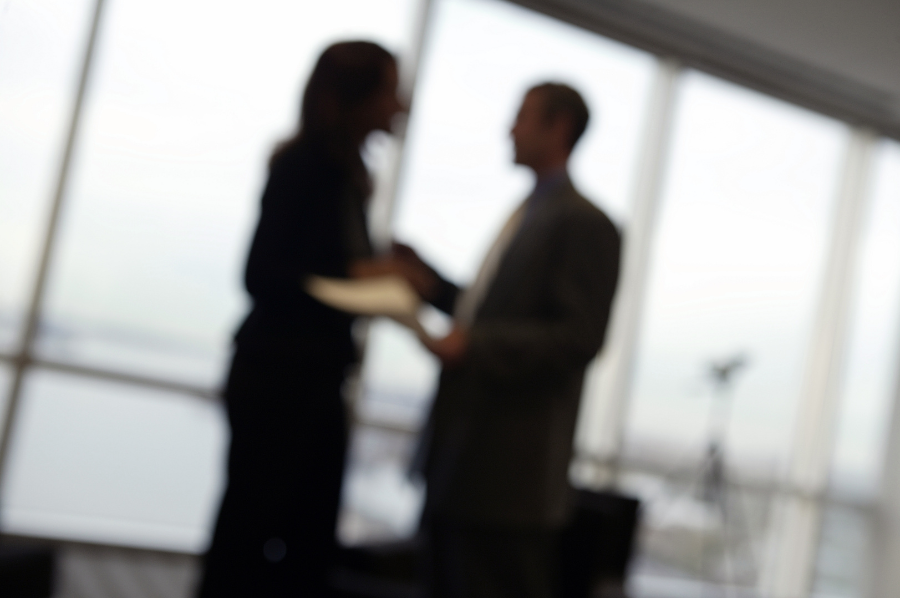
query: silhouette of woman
[{"left": 197, "top": 41, "right": 405, "bottom": 597}]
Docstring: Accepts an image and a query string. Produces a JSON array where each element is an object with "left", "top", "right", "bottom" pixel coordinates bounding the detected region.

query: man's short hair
[{"left": 529, "top": 82, "right": 590, "bottom": 150}]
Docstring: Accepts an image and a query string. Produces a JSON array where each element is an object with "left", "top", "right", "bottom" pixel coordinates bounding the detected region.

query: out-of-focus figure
[
  {"left": 398, "top": 83, "right": 622, "bottom": 598},
  {"left": 197, "top": 41, "right": 407, "bottom": 598}
]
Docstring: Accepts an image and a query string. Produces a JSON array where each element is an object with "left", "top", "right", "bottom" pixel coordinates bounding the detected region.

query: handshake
[
  {"left": 308, "top": 243, "right": 469, "bottom": 367},
  {"left": 348, "top": 242, "right": 441, "bottom": 303}
]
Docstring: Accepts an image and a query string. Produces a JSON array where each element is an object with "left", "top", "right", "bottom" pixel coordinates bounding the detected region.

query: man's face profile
[
  {"left": 511, "top": 89, "right": 569, "bottom": 171},
  {"left": 511, "top": 90, "right": 548, "bottom": 168}
]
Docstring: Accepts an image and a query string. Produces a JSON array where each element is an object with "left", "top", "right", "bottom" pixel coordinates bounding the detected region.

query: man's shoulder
[{"left": 556, "top": 185, "right": 620, "bottom": 240}]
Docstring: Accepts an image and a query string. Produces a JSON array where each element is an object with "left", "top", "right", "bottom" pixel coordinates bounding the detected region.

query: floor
[{"left": 52, "top": 543, "right": 199, "bottom": 598}]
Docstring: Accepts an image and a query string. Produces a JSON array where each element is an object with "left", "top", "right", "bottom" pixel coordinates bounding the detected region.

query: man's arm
[{"left": 391, "top": 243, "right": 461, "bottom": 314}]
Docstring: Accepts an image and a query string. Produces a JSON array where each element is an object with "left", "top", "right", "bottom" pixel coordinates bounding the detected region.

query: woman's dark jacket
[{"left": 234, "top": 136, "right": 371, "bottom": 361}]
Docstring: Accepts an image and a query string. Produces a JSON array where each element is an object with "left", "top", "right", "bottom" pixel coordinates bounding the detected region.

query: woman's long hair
[{"left": 271, "top": 41, "right": 396, "bottom": 176}]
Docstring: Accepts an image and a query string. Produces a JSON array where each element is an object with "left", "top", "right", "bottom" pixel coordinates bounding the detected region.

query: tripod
[{"left": 693, "top": 353, "right": 759, "bottom": 597}]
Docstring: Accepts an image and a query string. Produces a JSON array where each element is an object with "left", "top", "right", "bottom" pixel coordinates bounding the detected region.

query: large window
[
  {"left": 618, "top": 70, "right": 848, "bottom": 591},
  {"left": 33, "top": 0, "right": 420, "bottom": 387},
  {"left": 1, "top": 1, "right": 898, "bottom": 596},
  {"left": 624, "top": 72, "right": 847, "bottom": 472}
]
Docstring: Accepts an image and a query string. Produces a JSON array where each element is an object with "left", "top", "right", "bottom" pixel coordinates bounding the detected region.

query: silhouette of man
[{"left": 396, "top": 83, "right": 621, "bottom": 598}]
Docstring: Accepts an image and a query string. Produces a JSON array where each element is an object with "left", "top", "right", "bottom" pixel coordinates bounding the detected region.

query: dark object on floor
[
  {"left": 331, "top": 539, "right": 423, "bottom": 598},
  {"left": 559, "top": 489, "right": 641, "bottom": 598},
  {"left": 0, "top": 538, "right": 56, "bottom": 598},
  {"left": 330, "top": 488, "right": 640, "bottom": 598}
]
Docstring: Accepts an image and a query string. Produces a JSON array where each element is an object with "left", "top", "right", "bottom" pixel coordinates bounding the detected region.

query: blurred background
[{"left": 2, "top": 0, "right": 900, "bottom": 596}]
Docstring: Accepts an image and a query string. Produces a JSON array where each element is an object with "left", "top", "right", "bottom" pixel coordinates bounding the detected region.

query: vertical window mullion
[
  {"left": 761, "top": 127, "right": 877, "bottom": 597},
  {"left": 574, "top": 56, "right": 682, "bottom": 486},
  {"left": 349, "top": 0, "right": 434, "bottom": 433},
  {"left": 365, "top": 0, "right": 435, "bottom": 252}
]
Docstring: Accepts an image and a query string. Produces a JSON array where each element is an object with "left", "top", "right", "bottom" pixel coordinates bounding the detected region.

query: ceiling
[
  {"left": 642, "top": 0, "right": 900, "bottom": 109},
  {"left": 512, "top": 0, "right": 900, "bottom": 137}
]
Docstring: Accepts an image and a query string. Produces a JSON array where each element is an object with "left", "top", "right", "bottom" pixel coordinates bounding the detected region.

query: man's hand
[{"left": 423, "top": 326, "right": 469, "bottom": 368}]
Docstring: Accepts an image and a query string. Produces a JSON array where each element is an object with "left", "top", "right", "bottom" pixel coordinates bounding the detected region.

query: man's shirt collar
[{"left": 532, "top": 168, "right": 569, "bottom": 199}]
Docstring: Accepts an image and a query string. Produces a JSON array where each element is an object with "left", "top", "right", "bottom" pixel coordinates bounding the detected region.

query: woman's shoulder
[
  {"left": 265, "top": 139, "right": 343, "bottom": 203},
  {"left": 271, "top": 137, "right": 339, "bottom": 176}
]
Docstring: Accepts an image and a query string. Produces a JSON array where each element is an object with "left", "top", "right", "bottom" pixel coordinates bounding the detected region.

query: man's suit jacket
[{"left": 422, "top": 175, "right": 621, "bottom": 528}]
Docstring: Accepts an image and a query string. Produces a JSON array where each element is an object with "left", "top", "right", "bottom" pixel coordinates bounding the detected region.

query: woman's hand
[{"left": 348, "top": 247, "right": 438, "bottom": 300}]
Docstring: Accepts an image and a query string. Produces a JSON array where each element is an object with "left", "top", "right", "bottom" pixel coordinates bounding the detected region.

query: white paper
[{"left": 305, "top": 275, "right": 428, "bottom": 338}]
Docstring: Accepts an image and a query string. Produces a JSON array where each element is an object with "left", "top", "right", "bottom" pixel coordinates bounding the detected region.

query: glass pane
[
  {"left": 339, "top": 425, "right": 423, "bottom": 545},
  {"left": 811, "top": 140, "right": 900, "bottom": 597},
  {"left": 621, "top": 70, "right": 848, "bottom": 587},
  {"left": 828, "top": 140, "right": 900, "bottom": 499},
  {"left": 812, "top": 503, "right": 872, "bottom": 598},
  {"left": 0, "top": 369, "right": 227, "bottom": 552},
  {"left": 35, "top": 0, "right": 421, "bottom": 386},
  {"left": 359, "top": 0, "right": 657, "bottom": 429},
  {"left": 0, "top": 0, "right": 94, "bottom": 350},
  {"left": 358, "top": 318, "right": 442, "bottom": 429}
]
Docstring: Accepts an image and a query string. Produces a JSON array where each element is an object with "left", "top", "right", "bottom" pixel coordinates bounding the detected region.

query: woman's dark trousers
[{"left": 197, "top": 344, "right": 348, "bottom": 597}]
